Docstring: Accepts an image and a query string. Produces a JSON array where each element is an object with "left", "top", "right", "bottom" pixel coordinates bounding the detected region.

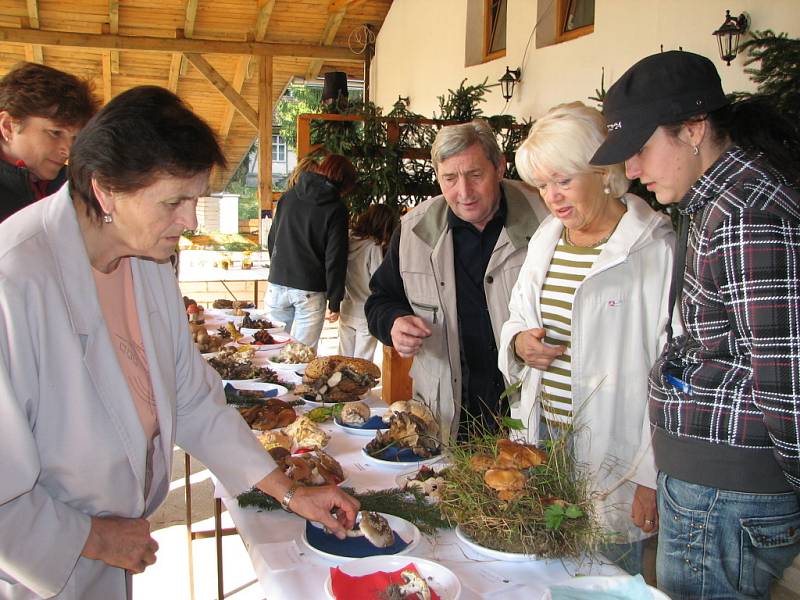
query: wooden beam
[
  {"left": 102, "top": 52, "right": 112, "bottom": 103},
  {"left": 25, "top": 0, "right": 42, "bottom": 65},
  {"left": 184, "top": 53, "right": 258, "bottom": 128},
  {"left": 219, "top": 57, "right": 249, "bottom": 140},
  {"left": 255, "top": 0, "right": 276, "bottom": 41},
  {"left": 305, "top": 6, "right": 347, "bottom": 81},
  {"left": 219, "top": 0, "right": 274, "bottom": 143},
  {"left": 167, "top": 52, "right": 182, "bottom": 92},
  {"left": 328, "top": 0, "right": 368, "bottom": 10},
  {"left": 184, "top": 0, "right": 198, "bottom": 38},
  {"left": 258, "top": 56, "right": 273, "bottom": 216},
  {"left": 24, "top": 44, "right": 42, "bottom": 63},
  {"left": 108, "top": 0, "right": 120, "bottom": 73},
  {"left": 0, "top": 27, "right": 362, "bottom": 60},
  {"left": 26, "top": 0, "right": 39, "bottom": 28},
  {"left": 179, "top": 0, "right": 199, "bottom": 76}
]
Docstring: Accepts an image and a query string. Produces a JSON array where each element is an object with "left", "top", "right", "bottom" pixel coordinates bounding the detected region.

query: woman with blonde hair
[{"left": 499, "top": 101, "right": 676, "bottom": 574}]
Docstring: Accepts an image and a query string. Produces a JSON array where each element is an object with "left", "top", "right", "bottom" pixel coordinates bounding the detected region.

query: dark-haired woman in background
[
  {"left": 0, "top": 87, "right": 358, "bottom": 600},
  {"left": 591, "top": 50, "right": 800, "bottom": 599},
  {"left": 339, "top": 203, "right": 399, "bottom": 359},
  {"left": 266, "top": 153, "right": 356, "bottom": 349}
]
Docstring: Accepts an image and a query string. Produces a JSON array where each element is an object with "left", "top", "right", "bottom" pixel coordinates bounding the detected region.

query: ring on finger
[{"left": 644, "top": 519, "right": 654, "bottom": 526}]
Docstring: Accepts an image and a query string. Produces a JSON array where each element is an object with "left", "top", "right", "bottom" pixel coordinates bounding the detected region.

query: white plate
[
  {"left": 324, "top": 555, "right": 461, "bottom": 600},
  {"left": 334, "top": 407, "right": 388, "bottom": 436},
  {"left": 240, "top": 320, "right": 286, "bottom": 335},
  {"left": 237, "top": 333, "right": 291, "bottom": 351},
  {"left": 455, "top": 525, "right": 539, "bottom": 562},
  {"left": 541, "top": 576, "right": 670, "bottom": 600},
  {"left": 303, "top": 512, "right": 421, "bottom": 562},
  {"left": 223, "top": 380, "right": 289, "bottom": 398},
  {"left": 361, "top": 447, "right": 444, "bottom": 469},
  {"left": 301, "top": 395, "right": 367, "bottom": 408},
  {"left": 267, "top": 359, "right": 310, "bottom": 371},
  {"left": 220, "top": 378, "right": 260, "bottom": 384},
  {"left": 395, "top": 462, "right": 451, "bottom": 489}
]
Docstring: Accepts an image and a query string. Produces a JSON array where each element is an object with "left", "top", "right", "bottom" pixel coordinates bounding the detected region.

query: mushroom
[
  {"left": 343, "top": 511, "right": 394, "bottom": 547},
  {"left": 385, "top": 569, "right": 431, "bottom": 600},
  {"left": 484, "top": 467, "right": 526, "bottom": 501},
  {"left": 340, "top": 401, "right": 371, "bottom": 426}
]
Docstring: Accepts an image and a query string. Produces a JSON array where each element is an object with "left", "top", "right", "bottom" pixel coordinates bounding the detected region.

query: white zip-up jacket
[{"left": 499, "top": 194, "right": 676, "bottom": 543}]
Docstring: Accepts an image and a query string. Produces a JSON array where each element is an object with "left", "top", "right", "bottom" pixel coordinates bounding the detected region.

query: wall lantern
[
  {"left": 499, "top": 67, "right": 521, "bottom": 101},
  {"left": 713, "top": 10, "right": 749, "bottom": 66}
]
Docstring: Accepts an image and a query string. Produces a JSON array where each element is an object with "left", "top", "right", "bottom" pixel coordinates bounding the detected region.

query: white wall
[{"left": 372, "top": 0, "right": 800, "bottom": 122}]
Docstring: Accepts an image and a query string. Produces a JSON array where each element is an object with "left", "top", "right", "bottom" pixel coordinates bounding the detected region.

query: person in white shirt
[{"left": 339, "top": 203, "right": 398, "bottom": 359}]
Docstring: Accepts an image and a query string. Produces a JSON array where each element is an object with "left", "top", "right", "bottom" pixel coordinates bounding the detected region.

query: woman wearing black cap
[{"left": 592, "top": 50, "right": 800, "bottom": 599}]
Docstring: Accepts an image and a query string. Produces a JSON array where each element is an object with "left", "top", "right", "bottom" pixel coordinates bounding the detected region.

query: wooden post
[
  {"left": 258, "top": 55, "right": 273, "bottom": 243},
  {"left": 381, "top": 346, "right": 413, "bottom": 405}
]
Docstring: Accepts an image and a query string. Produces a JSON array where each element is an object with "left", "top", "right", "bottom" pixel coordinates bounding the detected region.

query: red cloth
[
  {"left": 330, "top": 562, "right": 441, "bottom": 600},
  {"left": 8, "top": 158, "right": 51, "bottom": 200}
]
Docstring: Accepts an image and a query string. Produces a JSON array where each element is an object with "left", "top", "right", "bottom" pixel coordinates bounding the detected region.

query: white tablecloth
[{"left": 214, "top": 365, "right": 623, "bottom": 600}]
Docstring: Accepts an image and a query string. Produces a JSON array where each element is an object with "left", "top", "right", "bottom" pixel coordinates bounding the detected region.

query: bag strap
[{"left": 666, "top": 213, "right": 690, "bottom": 344}]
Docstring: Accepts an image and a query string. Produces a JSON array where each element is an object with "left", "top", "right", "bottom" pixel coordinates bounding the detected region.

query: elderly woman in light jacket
[
  {"left": 499, "top": 102, "right": 676, "bottom": 574},
  {"left": 0, "top": 86, "right": 358, "bottom": 600}
]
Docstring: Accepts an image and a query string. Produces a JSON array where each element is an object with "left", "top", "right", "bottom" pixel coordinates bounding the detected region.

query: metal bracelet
[{"left": 280, "top": 482, "right": 301, "bottom": 512}]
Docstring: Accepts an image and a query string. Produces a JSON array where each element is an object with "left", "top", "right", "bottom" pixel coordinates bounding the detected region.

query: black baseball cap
[{"left": 590, "top": 51, "right": 729, "bottom": 166}]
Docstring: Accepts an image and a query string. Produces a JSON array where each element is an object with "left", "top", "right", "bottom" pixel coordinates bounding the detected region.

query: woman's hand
[
  {"left": 256, "top": 468, "right": 360, "bottom": 539},
  {"left": 631, "top": 484, "right": 658, "bottom": 533},
  {"left": 514, "top": 328, "right": 566, "bottom": 370},
  {"left": 325, "top": 309, "right": 340, "bottom": 323},
  {"left": 81, "top": 515, "right": 159, "bottom": 573},
  {"left": 286, "top": 485, "right": 361, "bottom": 539}
]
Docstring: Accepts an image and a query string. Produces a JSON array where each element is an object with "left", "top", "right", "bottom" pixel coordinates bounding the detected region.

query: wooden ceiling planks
[{"left": 0, "top": 0, "right": 393, "bottom": 191}]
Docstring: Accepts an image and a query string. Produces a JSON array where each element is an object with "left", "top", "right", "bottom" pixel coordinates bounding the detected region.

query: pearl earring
[
  {"left": 603, "top": 186, "right": 611, "bottom": 195},
  {"left": 102, "top": 213, "right": 113, "bottom": 224}
]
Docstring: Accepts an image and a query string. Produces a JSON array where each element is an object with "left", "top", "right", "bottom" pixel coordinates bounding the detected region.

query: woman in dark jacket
[{"left": 266, "top": 154, "right": 356, "bottom": 348}]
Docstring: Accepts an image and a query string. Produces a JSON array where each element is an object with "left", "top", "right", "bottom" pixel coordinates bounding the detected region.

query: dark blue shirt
[{"left": 447, "top": 194, "right": 508, "bottom": 435}]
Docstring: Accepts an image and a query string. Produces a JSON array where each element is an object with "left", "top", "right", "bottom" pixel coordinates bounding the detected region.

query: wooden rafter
[
  {"left": 184, "top": 53, "right": 258, "bottom": 128},
  {"left": 254, "top": 0, "right": 276, "bottom": 41},
  {"left": 184, "top": 0, "right": 199, "bottom": 37},
  {"left": 258, "top": 55, "right": 273, "bottom": 214},
  {"left": 179, "top": 0, "right": 199, "bottom": 76},
  {"left": 0, "top": 27, "right": 361, "bottom": 60},
  {"left": 304, "top": 0, "right": 355, "bottom": 81},
  {"left": 108, "top": 0, "right": 120, "bottom": 73},
  {"left": 219, "top": 57, "right": 249, "bottom": 139},
  {"left": 167, "top": 52, "right": 182, "bottom": 92},
  {"left": 220, "top": 0, "right": 275, "bottom": 143},
  {"left": 24, "top": 0, "right": 42, "bottom": 64},
  {"left": 101, "top": 52, "right": 112, "bottom": 103}
]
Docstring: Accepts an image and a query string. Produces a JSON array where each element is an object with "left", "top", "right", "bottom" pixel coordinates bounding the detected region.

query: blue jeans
[
  {"left": 657, "top": 472, "right": 800, "bottom": 599},
  {"left": 264, "top": 284, "right": 326, "bottom": 348}
]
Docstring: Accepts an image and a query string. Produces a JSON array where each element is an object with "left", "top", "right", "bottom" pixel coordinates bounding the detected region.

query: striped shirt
[{"left": 540, "top": 232, "right": 606, "bottom": 426}]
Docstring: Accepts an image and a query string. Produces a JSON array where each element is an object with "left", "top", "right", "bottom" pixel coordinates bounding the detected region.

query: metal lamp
[
  {"left": 499, "top": 67, "right": 521, "bottom": 101},
  {"left": 713, "top": 10, "right": 749, "bottom": 66}
]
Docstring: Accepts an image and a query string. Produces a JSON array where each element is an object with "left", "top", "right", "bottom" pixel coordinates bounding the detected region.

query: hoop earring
[
  {"left": 102, "top": 213, "right": 113, "bottom": 224},
  {"left": 692, "top": 146, "right": 699, "bottom": 156}
]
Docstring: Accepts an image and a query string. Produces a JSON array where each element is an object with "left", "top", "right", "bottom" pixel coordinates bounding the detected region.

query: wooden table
[{"left": 214, "top": 390, "right": 623, "bottom": 599}]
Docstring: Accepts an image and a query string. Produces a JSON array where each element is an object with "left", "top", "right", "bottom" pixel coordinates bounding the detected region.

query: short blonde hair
[{"left": 515, "top": 101, "right": 629, "bottom": 198}]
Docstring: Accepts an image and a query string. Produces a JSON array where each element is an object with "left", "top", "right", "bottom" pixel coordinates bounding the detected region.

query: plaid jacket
[{"left": 649, "top": 146, "right": 800, "bottom": 493}]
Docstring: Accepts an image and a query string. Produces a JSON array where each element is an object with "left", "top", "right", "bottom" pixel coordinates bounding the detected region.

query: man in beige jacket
[{"left": 365, "top": 120, "right": 547, "bottom": 439}]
